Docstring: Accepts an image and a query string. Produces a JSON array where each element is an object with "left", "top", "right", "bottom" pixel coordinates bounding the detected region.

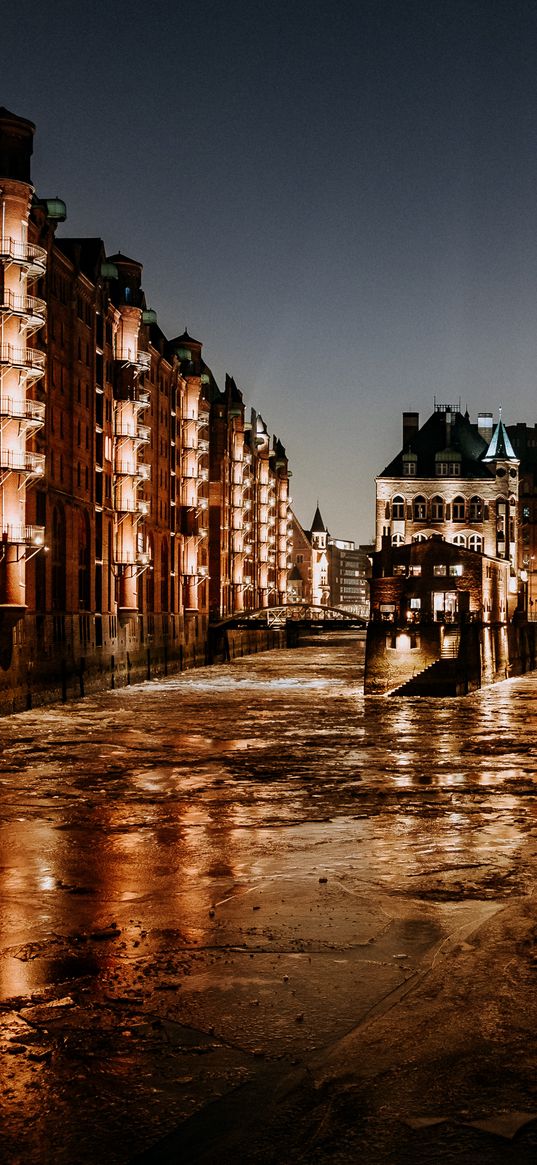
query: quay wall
[
  {"left": 0, "top": 614, "right": 286, "bottom": 717},
  {"left": 364, "top": 620, "right": 537, "bottom": 696}
]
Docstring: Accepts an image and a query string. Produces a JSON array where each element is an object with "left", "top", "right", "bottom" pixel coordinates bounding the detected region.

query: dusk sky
[{"left": 4, "top": 0, "right": 537, "bottom": 542}]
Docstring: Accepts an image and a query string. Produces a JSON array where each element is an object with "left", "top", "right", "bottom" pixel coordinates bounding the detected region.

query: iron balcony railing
[
  {"left": 0, "top": 397, "right": 45, "bottom": 425},
  {"left": 0, "top": 290, "right": 47, "bottom": 324},
  {"left": 0, "top": 344, "right": 46, "bottom": 375},
  {"left": 113, "top": 497, "right": 149, "bottom": 515},
  {"left": 115, "top": 550, "right": 151, "bottom": 566},
  {"left": 0, "top": 450, "right": 45, "bottom": 475},
  {"left": 1, "top": 523, "right": 45, "bottom": 546},
  {"left": 133, "top": 387, "right": 151, "bottom": 407},
  {"left": 115, "top": 349, "right": 151, "bottom": 371},
  {"left": 0, "top": 237, "right": 47, "bottom": 275},
  {"left": 114, "top": 422, "right": 151, "bottom": 443},
  {"left": 114, "top": 461, "right": 150, "bottom": 480}
]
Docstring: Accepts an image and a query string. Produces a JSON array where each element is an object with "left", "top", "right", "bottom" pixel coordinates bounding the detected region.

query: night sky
[{"left": 3, "top": 0, "right": 537, "bottom": 542}]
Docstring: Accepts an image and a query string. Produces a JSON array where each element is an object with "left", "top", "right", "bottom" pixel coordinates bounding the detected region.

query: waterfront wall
[
  {"left": 0, "top": 614, "right": 286, "bottom": 716},
  {"left": 364, "top": 619, "right": 537, "bottom": 696}
]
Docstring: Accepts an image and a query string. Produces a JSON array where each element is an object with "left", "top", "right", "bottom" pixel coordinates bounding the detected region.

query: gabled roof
[
  {"left": 483, "top": 417, "right": 518, "bottom": 461},
  {"left": 379, "top": 409, "right": 495, "bottom": 480}
]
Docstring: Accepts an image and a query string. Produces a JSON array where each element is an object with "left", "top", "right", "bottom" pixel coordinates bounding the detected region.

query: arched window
[
  {"left": 469, "top": 496, "right": 483, "bottom": 521},
  {"left": 412, "top": 533, "right": 428, "bottom": 543},
  {"left": 392, "top": 495, "right": 405, "bottom": 520},
  {"left": 452, "top": 533, "right": 466, "bottom": 547},
  {"left": 452, "top": 496, "right": 465, "bottom": 521},
  {"left": 392, "top": 533, "right": 404, "bottom": 545},
  {"left": 431, "top": 496, "right": 444, "bottom": 521},
  {"left": 469, "top": 534, "right": 483, "bottom": 553},
  {"left": 413, "top": 495, "right": 427, "bottom": 521}
]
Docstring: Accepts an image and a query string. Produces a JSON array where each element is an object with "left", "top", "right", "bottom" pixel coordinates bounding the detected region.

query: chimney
[
  {"left": 402, "top": 411, "right": 419, "bottom": 449},
  {"left": 477, "top": 412, "right": 493, "bottom": 442}
]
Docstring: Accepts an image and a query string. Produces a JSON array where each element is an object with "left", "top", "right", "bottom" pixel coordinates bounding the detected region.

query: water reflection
[{"left": 0, "top": 634, "right": 536, "bottom": 1003}]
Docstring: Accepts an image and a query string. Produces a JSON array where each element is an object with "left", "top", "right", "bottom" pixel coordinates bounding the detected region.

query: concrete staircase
[{"left": 389, "top": 632, "right": 465, "bottom": 696}]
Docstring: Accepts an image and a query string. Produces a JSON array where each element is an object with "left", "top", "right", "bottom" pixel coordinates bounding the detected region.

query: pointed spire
[
  {"left": 310, "top": 505, "right": 327, "bottom": 533},
  {"left": 483, "top": 412, "right": 517, "bottom": 461}
]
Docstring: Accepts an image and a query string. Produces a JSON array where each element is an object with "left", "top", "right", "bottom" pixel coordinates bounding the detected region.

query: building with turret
[
  {"left": 365, "top": 404, "right": 533, "bottom": 695},
  {"left": 375, "top": 404, "right": 520, "bottom": 612},
  {"left": 308, "top": 505, "right": 330, "bottom": 606}
]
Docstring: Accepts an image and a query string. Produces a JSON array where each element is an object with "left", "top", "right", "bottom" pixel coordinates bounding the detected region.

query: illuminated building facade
[
  {"left": 365, "top": 404, "right": 533, "bottom": 695},
  {"left": 375, "top": 404, "right": 521, "bottom": 619},
  {"left": 0, "top": 107, "right": 291, "bottom": 711}
]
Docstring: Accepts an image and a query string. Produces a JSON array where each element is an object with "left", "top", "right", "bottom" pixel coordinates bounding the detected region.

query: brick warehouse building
[{"left": 0, "top": 107, "right": 291, "bottom": 712}]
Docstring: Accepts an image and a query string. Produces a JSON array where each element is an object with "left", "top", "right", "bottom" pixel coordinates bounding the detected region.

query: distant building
[
  {"left": 365, "top": 403, "right": 530, "bottom": 696},
  {"left": 287, "top": 512, "right": 313, "bottom": 603},
  {"left": 328, "top": 539, "right": 372, "bottom": 618},
  {"left": 375, "top": 404, "right": 521, "bottom": 620},
  {"left": 308, "top": 505, "right": 330, "bottom": 606}
]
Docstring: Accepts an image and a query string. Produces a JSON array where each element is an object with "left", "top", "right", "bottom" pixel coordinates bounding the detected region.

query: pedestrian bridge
[{"left": 213, "top": 603, "right": 368, "bottom": 630}]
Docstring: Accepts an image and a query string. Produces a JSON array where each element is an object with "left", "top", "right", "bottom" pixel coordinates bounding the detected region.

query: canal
[{"left": 1, "top": 632, "right": 537, "bottom": 1163}]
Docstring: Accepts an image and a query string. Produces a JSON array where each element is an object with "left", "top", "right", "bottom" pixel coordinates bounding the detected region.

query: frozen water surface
[{"left": 1, "top": 632, "right": 537, "bottom": 1163}]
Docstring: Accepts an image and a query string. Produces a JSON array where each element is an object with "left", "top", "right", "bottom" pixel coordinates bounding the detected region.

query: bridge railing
[{"left": 211, "top": 603, "right": 368, "bottom": 629}]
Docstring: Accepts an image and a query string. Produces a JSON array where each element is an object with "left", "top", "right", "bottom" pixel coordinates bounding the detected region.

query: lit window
[
  {"left": 449, "top": 564, "right": 463, "bottom": 576},
  {"left": 433, "top": 564, "right": 447, "bottom": 576},
  {"left": 468, "top": 534, "right": 483, "bottom": 553}
]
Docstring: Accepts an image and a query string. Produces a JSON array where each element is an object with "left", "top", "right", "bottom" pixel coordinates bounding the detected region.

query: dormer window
[
  {"left": 435, "top": 448, "right": 462, "bottom": 476},
  {"left": 403, "top": 452, "right": 417, "bottom": 477}
]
